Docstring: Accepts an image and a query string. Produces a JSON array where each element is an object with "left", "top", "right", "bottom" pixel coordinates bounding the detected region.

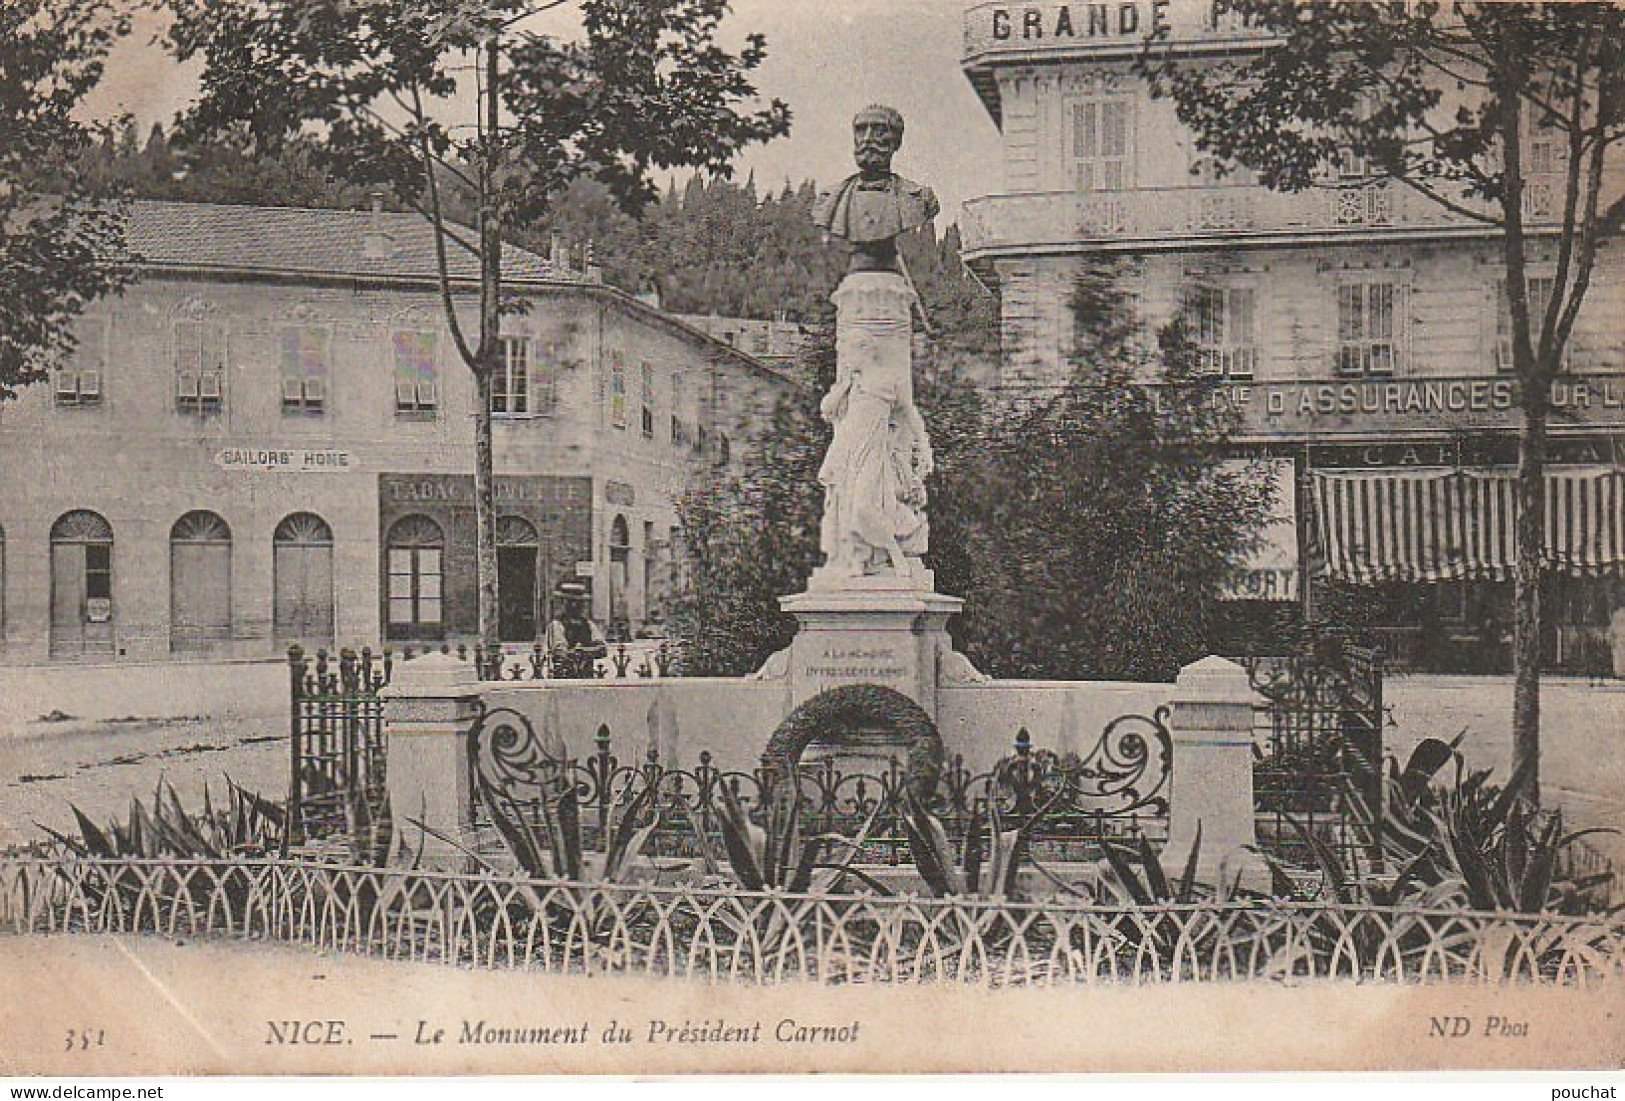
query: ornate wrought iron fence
[
  {"left": 1245, "top": 633, "right": 1387, "bottom": 862},
  {"left": 468, "top": 707, "right": 1177, "bottom": 867},
  {"left": 287, "top": 641, "right": 682, "bottom": 845},
  {"left": 3, "top": 858, "right": 1620, "bottom": 986},
  {"left": 287, "top": 645, "right": 392, "bottom": 847}
]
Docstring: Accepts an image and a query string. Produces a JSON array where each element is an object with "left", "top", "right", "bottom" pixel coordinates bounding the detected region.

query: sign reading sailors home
[{"left": 214, "top": 447, "right": 355, "bottom": 472}]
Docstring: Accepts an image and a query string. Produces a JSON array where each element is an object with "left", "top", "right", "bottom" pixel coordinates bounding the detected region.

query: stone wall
[{"left": 477, "top": 674, "right": 1171, "bottom": 774}]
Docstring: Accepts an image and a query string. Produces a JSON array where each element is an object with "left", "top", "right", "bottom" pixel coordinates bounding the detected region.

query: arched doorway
[
  {"left": 170, "top": 510, "right": 232, "bottom": 653},
  {"left": 608, "top": 514, "right": 631, "bottom": 639},
  {"left": 497, "top": 514, "right": 540, "bottom": 642},
  {"left": 50, "top": 510, "right": 114, "bottom": 658},
  {"left": 385, "top": 514, "right": 445, "bottom": 641},
  {"left": 274, "top": 512, "right": 334, "bottom": 646}
]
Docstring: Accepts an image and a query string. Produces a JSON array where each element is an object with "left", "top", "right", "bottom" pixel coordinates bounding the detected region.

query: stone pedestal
[
  {"left": 379, "top": 652, "right": 481, "bottom": 871},
  {"left": 1165, "top": 655, "right": 1265, "bottom": 887},
  {"left": 777, "top": 583, "right": 965, "bottom": 718},
  {"left": 832, "top": 272, "right": 916, "bottom": 401}
]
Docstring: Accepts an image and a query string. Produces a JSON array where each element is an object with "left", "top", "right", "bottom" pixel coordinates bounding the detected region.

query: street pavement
[{"left": 1, "top": 660, "right": 1620, "bottom": 865}]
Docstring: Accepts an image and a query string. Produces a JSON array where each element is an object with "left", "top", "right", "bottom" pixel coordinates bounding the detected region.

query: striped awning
[{"left": 1311, "top": 467, "right": 1625, "bottom": 584}]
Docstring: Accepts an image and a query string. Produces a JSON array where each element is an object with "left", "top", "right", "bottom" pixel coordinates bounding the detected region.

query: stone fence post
[
  {"left": 380, "top": 652, "right": 482, "bottom": 872},
  {"left": 1165, "top": 655, "right": 1263, "bottom": 885}
]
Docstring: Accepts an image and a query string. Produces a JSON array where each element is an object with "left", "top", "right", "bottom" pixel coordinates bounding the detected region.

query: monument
[{"left": 762, "top": 105, "right": 984, "bottom": 718}]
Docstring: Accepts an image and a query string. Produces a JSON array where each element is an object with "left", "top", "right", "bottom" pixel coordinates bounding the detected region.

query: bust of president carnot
[{"left": 812, "top": 105, "right": 940, "bottom": 274}]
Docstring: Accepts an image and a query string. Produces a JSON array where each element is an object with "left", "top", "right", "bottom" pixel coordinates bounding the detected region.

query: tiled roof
[{"left": 125, "top": 199, "right": 570, "bottom": 285}]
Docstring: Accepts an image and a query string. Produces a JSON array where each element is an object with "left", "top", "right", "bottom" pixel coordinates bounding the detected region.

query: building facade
[
  {"left": 0, "top": 200, "right": 793, "bottom": 663},
  {"left": 960, "top": 0, "right": 1625, "bottom": 671}
]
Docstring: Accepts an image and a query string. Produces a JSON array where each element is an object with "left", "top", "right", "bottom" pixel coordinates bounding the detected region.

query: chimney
[{"left": 362, "top": 190, "right": 391, "bottom": 261}]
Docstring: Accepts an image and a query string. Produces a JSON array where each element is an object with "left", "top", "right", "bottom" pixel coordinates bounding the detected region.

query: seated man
[{"left": 544, "top": 582, "right": 607, "bottom": 678}]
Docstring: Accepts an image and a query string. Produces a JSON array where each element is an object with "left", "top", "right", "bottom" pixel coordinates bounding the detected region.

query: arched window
[
  {"left": 386, "top": 514, "right": 445, "bottom": 640},
  {"left": 50, "top": 510, "right": 114, "bottom": 657},
  {"left": 497, "top": 515, "right": 538, "bottom": 547},
  {"left": 274, "top": 512, "right": 334, "bottom": 646},
  {"left": 170, "top": 510, "right": 232, "bottom": 653}
]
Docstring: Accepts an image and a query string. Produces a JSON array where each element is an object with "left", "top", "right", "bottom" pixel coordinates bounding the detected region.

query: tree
[
  {"left": 1143, "top": 2, "right": 1625, "bottom": 795},
  {"left": 0, "top": 0, "right": 133, "bottom": 403},
  {"left": 949, "top": 266, "right": 1272, "bottom": 682},
  {"left": 670, "top": 338, "right": 829, "bottom": 676},
  {"left": 162, "top": 0, "right": 790, "bottom": 654}
]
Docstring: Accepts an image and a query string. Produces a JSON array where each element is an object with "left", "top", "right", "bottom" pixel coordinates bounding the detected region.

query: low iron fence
[
  {"left": 3, "top": 858, "right": 1620, "bottom": 986},
  {"left": 468, "top": 709, "right": 1176, "bottom": 866}
]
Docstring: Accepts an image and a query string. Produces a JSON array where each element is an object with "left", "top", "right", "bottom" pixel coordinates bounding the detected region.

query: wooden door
[
  {"left": 50, "top": 542, "right": 86, "bottom": 657},
  {"left": 171, "top": 541, "right": 231, "bottom": 652},
  {"left": 274, "top": 542, "right": 334, "bottom": 645}
]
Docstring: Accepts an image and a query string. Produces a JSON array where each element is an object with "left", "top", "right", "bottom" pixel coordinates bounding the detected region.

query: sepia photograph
[{"left": 1, "top": 0, "right": 1623, "bottom": 1081}]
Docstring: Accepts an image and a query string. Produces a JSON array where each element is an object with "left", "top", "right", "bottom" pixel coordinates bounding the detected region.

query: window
[
  {"left": 56, "top": 318, "right": 108, "bottom": 406},
  {"left": 1188, "top": 285, "right": 1257, "bottom": 378},
  {"left": 385, "top": 515, "right": 444, "bottom": 638},
  {"left": 1337, "top": 281, "right": 1403, "bottom": 376},
  {"left": 49, "top": 510, "right": 115, "bottom": 657},
  {"left": 279, "top": 327, "right": 328, "bottom": 413},
  {"left": 641, "top": 362, "right": 656, "bottom": 439},
  {"left": 56, "top": 317, "right": 108, "bottom": 407},
  {"left": 492, "top": 335, "right": 554, "bottom": 415},
  {"left": 610, "top": 355, "right": 628, "bottom": 430},
  {"left": 393, "top": 331, "right": 438, "bottom": 413},
  {"left": 1496, "top": 275, "right": 1567, "bottom": 373},
  {"left": 1070, "top": 98, "right": 1133, "bottom": 191},
  {"left": 174, "top": 321, "right": 226, "bottom": 413}
]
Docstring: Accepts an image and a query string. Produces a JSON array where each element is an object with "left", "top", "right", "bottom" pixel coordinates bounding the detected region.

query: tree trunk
[
  {"left": 1512, "top": 393, "right": 1546, "bottom": 803},
  {"left": 473, "top": 364, "right": 498, "bottom": 657},
  {"left": 474, "top": 36, "right": 503, "bottom": 666}
]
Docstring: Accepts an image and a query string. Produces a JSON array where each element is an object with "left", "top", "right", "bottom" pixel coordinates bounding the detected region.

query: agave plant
[
  {"left": 34, "top": 778, "right": 287, "bottom": 929},
  {"left": 39, "top": 777, "right": 284, "bottom": 860},
  {"left": 693, "top": 778, "right": 892, "bottom": 896},
  {"left": 1334, "top": 737, "right": 1618, "bottom": 915}
]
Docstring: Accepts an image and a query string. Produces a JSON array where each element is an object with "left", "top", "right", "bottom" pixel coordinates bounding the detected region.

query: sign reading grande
[
  {"left": 215, "top": 447, "right": 354, "bottom": 472},
  {"left": 965, "top": 0, "right": 1259, "bottom": 56}
]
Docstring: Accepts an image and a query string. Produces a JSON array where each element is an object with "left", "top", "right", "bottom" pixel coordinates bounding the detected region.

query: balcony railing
[{"left": 959, "top": 180, "right": 1562, "bottom": 258}]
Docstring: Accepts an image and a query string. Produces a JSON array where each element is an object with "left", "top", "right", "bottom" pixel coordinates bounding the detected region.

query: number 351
[{"left": 64, "top": 1028, "right": 105, "bottom": 1051}]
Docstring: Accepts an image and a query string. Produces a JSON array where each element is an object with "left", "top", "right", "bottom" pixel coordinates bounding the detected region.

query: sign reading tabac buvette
[{"left": 214, "top": 447, "right": 355, "bottom": 472}]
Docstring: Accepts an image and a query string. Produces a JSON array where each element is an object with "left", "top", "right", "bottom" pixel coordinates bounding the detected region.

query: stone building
[
  {"left": 959, "top": 0, "right": 1625, "bottom": 671},
  {"left": 0, "top": 200, "right": 794, "bottom": 663}
]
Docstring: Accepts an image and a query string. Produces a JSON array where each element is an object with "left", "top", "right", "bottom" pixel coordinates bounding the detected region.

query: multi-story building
[
  {"left": 0, "top": 200, "right": 794, "bottom": 663},
  {"left": 960, "top": 0, "right": 1625, "bottom": 671}
]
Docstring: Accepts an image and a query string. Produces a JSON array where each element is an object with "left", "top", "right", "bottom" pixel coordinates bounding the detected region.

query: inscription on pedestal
[{"left": 803, "top": 646, "right": 908, "bottom": 682}]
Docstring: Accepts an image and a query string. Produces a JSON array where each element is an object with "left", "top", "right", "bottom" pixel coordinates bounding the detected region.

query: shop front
[{"left": 378, "top": 474, "right": 593, "bottom": 644}]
